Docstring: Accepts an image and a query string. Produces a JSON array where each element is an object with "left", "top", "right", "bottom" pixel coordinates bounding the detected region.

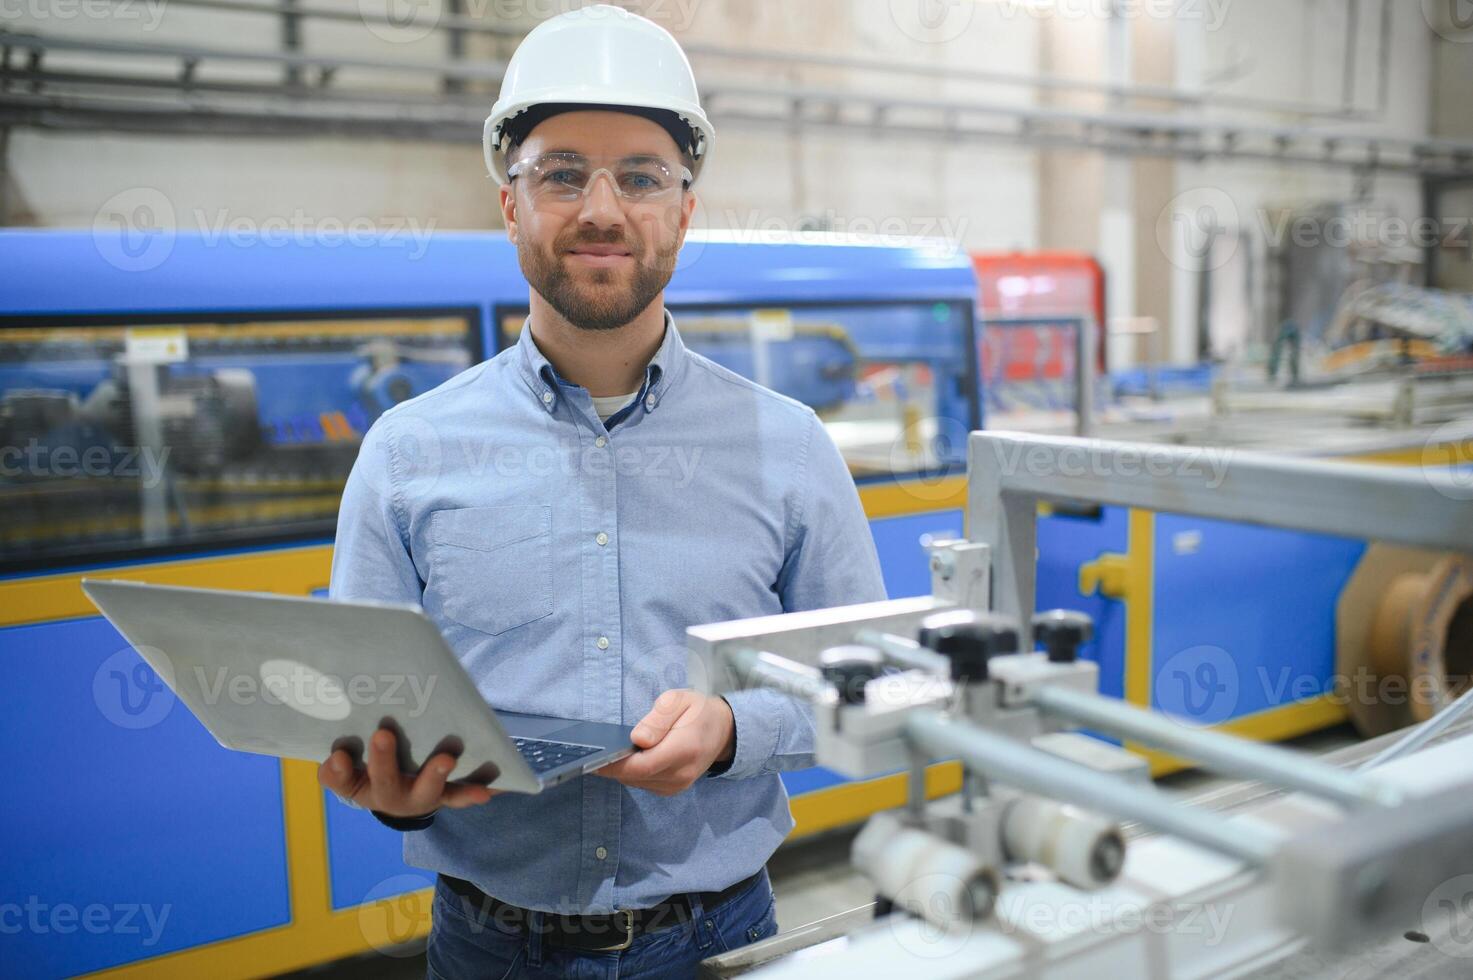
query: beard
[{"left": 517, "top": 222, "right": 680, "bottom": 332}]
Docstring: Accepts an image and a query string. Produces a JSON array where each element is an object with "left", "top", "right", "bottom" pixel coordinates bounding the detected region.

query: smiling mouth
[{"left": 565, "top": 246, "right": 633, "bottom": 267}]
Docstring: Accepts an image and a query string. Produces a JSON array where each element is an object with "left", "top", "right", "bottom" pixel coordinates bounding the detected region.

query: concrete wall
[
  {"left": 2, "top": 0, "right": 1039, "bottom": 257},
  {"left": 3, "top": 0, "right": 1467, "bottom": 367}
]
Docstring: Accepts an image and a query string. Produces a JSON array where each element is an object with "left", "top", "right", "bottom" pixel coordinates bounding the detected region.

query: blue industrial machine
[
  {"left": 0, "top": 229, "right": 980, "bottom": 979},
  {"left": 11, "top": 229, "right": 1462, "bottom": 979}
]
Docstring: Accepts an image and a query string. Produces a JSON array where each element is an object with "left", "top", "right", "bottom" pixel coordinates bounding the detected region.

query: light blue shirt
[{"left": 329, "top": 311, "right": 886, "bottom": 913}]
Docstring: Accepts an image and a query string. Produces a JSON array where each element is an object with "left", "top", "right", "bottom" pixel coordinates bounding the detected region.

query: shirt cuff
[
  {"left": 714, "top": 689, "right": 781, "bottom": 780},
  {"left": 703, "top": 696, "right": 736, "bottom": 777},
  {"left": 371, "top": 809, "right": 438, "bottom": 831}
]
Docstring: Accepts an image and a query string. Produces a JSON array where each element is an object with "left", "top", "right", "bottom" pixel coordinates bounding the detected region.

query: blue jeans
[{"left": 426, "top": 869, "right": 779, "bottom": 980}]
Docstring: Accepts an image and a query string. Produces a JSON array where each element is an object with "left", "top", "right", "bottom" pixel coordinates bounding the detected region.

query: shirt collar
[{"left": 516, "top": 309, "right": 688, "bottom": 417}]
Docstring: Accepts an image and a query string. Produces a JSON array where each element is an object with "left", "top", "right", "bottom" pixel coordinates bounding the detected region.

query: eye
[
  {"left": 620, "top": 172, "right": 663, "bottom": 193},
  {"left": 544, "top": 169, "right": 585, "bottom": 186}
]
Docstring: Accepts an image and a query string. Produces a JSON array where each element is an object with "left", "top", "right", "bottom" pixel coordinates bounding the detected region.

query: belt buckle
[{"left": 594, "top": 909, "right": 636, "bottom": 952}]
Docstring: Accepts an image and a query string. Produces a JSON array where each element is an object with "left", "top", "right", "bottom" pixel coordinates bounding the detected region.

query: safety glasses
[{"left": 507, "top": 152, "right": 692, "bottom": 206}]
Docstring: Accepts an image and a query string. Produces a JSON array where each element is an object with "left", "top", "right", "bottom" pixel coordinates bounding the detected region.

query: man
[{"left": 319, "top": 6, "right": 885, "bottom": 978}]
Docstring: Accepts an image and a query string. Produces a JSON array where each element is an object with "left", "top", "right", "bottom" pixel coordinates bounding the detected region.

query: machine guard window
[{"left": 0, "top": 309, "right": 481, "bottom": 572}]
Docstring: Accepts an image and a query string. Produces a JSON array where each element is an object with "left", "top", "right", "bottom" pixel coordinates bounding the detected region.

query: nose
[{"left": 577, "top": 171, "right": 625, "bottom": 230}]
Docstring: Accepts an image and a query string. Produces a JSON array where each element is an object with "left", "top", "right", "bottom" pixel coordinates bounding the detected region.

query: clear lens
[{"left": 510, "top": 153, "right": 690, "bottom": 204}]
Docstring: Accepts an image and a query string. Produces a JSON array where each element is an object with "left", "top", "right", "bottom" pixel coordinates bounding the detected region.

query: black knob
[
  {"left": 1032, "top": 609, "right": 1094, "bottom": 663},
  {"left": 819, "top": 645, "right": 885, "bottom": 705},
  {"left": 916, "top": 610, "right": 1018, "bottom": 683}
]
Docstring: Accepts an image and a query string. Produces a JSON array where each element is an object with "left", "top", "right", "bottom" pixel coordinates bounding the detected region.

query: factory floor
[{"left": 283, "top": 724, "right": 1463, "bottom": 980}]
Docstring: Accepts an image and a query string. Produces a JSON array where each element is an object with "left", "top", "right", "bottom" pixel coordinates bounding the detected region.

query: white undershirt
[{"left": 590, "top": 390, "right": 640, "bottom": 422}]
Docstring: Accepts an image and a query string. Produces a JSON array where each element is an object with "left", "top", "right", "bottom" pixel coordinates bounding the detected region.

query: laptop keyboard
[{"left": 511, "top": 736, "right": 605, "bottom": 775}]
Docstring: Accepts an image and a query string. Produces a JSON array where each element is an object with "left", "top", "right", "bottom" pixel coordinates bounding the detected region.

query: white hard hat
[{"left": 483, "top": 4, "right": 715, "bottom": 184}]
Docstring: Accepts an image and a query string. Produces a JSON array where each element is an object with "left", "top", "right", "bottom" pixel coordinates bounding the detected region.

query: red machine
[{"left": 973, "top": 251, "right": 1108, "bottom": 381}]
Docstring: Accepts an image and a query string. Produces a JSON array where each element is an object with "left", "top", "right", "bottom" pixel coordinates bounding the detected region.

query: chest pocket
[{"left": 427, "top": 504, "right": 554, "bottom": 636}]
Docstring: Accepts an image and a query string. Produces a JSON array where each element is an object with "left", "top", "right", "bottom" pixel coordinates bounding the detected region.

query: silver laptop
[{"left": 81, "top": 579, "right": 634, "bottom": 794}]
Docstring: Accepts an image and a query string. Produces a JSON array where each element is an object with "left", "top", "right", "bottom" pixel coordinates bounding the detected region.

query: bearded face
[
  {"left": 501, "top": 110, "right": 694, "bottom": 334},
  {"left": 515, "top": 211, "right": 682, "bottom": 332}
]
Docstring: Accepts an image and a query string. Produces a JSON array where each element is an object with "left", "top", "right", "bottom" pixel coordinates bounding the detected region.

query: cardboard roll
[{"left": 1337, "top": 544, "right": 1473, "bottom": 736}]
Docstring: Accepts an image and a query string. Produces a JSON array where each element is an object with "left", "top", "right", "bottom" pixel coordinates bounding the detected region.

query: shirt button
[
  {"left": 595, "top": 531, "right": 609, "bottom": 546},
  {"left": 596, "top": 636, "right": 610, "bottom": 650},
  {"left": 644, "top": 394, "right": 656, "bottom": 411},
  {"left": 541, "top": 391, "right": 553, "bottom": 405},
  {"left": 595, "top": 846, "right": 608, "bottom": 860},
  {"left": 595, "top": 435, "right": 607, "bottom": 448}
]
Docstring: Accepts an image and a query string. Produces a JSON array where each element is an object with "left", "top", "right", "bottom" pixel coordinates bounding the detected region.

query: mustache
[{"left": 558, "top": 228, "right": 637, "bottom": 250}]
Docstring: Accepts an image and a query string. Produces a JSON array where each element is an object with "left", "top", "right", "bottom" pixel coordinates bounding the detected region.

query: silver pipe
[
  {"left": 0, "top": 29, "right": 508, "bottom": 80},
  {"left": 971, "top": 431, "right": 1473, "bottom": 555},
  {"left": 853, "top": 629, "right": 949, "bottom": 675},
  {"left": 713, "top": 110, "right": 1470, "bottom": 180},
  {"left": 724, "top": 648, "right": 830, "bottom": 702},
  {"left": 907, "top": 711, "right": 1281, "bottom": 865},
  {"left": 1375, "top": 0, "right": 1392, "bottom": 116},
  {"left": 1342, "top": 0, "right": 1361, "bottom": 111},
  {"left": 1360, "top": 684, "right": 1473, "bottom": 771},
  {"left": 1032, "top": 685, "right": 1400, "bottom": 809},
  {"left": 706, "top": 81, "right": 1473, "bottom": 160},
  {"left": 127, "top": 0, "right": 1383, "bottom": 123},
  {"left": 8, "top": 28, "right": 1469, "bottom": 177}
]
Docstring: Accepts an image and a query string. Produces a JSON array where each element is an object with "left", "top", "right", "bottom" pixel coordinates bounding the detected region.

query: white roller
[
  {"left": 851, "top": 811, "right": 999, "bottom": 929},
  {"left": 1001, "top": 795, "right": 1125, "bottom": 890}
]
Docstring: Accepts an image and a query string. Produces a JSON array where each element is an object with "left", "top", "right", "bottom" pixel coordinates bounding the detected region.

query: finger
[
  {"left": 405, "top": 752, "right": 456, "bottom": 814},
  {"left": 365, "top": 728, "right": 409, "bottom": 807},
  {"left": 632, "top": 690, "right": 692, "bottom": 748},
  {"left": 591, "top": 757, "right": 628, "bottom": 780},
  {"left": 441, "top": 782, "right": 499, "bottom": 808},
  {"left": 318, "top": 749, "right": 357, "bottom": 795},
  {"left": 598, "top": 736, "right": 686, "bottom": 784},
  {"left": 594, "top": 753, "right": 662, "bottom": 783}
]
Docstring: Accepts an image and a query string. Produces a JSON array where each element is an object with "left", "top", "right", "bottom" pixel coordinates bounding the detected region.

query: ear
[{"left": 499, "top": 184, "right": 518, "bottom": 244}]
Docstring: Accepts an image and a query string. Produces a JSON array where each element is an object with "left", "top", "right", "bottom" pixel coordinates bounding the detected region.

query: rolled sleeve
[
  {"left": 717, "top": 689, "right": 791, "bottom": 780},
  {"left": 716, "top": 412, "right": 887, "bottom": 780}
]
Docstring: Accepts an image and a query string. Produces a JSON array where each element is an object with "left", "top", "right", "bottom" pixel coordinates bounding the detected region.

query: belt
[{"left": 437, "top": 868, "right": 765, "bottom": 953}]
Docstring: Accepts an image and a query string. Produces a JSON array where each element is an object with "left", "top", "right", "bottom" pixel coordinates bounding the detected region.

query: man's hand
[
  {"left": 595, "top": 690, "right": 735, "bottom": 797},
  {"left": 317, "top": 726, "right": 498, "bottom": 818}
]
